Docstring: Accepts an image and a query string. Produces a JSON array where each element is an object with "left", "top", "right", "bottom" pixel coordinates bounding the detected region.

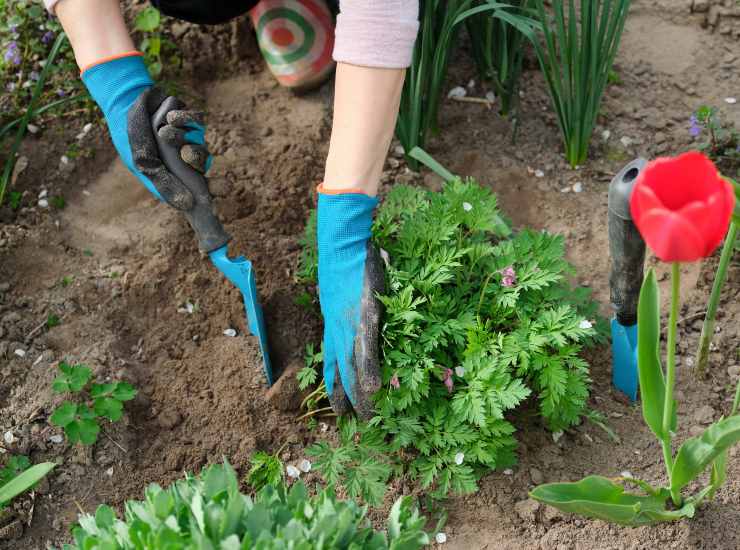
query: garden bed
[{"left": 0, "top": 0, "right": 739, "bottom": 547}]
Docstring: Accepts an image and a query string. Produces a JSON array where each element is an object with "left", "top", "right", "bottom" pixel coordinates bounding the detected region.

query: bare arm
[
  {"left": 55, "top": 0, "right": 135, "bottom": 70},
  {"left": 322, "top": 64, "right": 405, "bottom": 196}
]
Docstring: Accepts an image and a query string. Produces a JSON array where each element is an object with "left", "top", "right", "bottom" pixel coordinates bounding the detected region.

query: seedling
[
  {"left": 49, "top": 361, "right": 137, "bottom": 445},
  {"left": 134, "top": 7, "right": 180, "bottom": 79},
  {"left": 59, "top": 276, "right": 74, "bottom": 287},
  {"left": 246, "top": 445, "right": 286, "bottom": 492},
  {"left": 296, "top": 343, "right": 322, "bottom": 391},
  {"left": 8, "top": 191, "right": 22, "bottom": 210},
  {"left": 46, "top": 313, "right": 61, "bottom": 328},
  {"left": 0, "top": 458, "right": 55, "bottom": 509},
  {"left": 50, "top": 195, "right": 65, "bottom": 209}
]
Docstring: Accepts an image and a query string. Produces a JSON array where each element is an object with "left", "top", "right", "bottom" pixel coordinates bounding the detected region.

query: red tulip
[{"left": 630, "top": 152, "right": 735, "bottom": 262}]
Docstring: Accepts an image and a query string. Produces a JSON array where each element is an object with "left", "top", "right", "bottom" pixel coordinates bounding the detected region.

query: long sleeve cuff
[{"left": 333, "top": 0, "right": 419, "bottom": 69}]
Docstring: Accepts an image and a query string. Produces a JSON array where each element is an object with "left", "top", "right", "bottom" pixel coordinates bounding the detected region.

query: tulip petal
[
  {"left": 636, "top": 208, "right": 706, "bottom": 262},
  {"left": 630, "top": 184, "right": 665, "bottom": 223},
  {"left": 638, "top": 152, "right": 721, "bottom": 211}
]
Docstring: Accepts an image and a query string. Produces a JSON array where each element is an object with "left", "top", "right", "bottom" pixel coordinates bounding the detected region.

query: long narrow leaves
[
  {"left": 531, "top": 0, "right": 632, "bottom": 166},
  {"left": 396, "top": 1, "right": 538, "bottom": 169},
  {"left": 0, "top": 462, "right": 55, "bottom": 507},
  {"left": 0, "top": 32, "right": 70, "bottom": 207}
]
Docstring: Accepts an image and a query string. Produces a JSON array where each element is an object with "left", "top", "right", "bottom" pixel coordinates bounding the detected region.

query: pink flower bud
[
  {"left": 390, "top": 374, "right": 400, "bottom": 389},
  {"left": 444, "top": 368, "right": 454, "bottom": 393}
]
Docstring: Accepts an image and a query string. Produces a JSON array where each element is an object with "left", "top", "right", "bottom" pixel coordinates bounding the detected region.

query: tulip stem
[
  {"left": 663, "top": 263, "right": 681, "bottom": 505},
  {"left": 695, "top": 220, "right": 738, "bottom": 378}
]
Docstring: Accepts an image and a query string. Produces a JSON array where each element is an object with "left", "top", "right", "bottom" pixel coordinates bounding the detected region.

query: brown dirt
[{"left": 0, "top": 1, "right": 739, "bottom": 548}]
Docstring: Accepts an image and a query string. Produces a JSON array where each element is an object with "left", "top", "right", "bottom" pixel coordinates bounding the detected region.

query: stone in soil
[{"left": 514, "top": 498, "right": 541, "bottom": 523}]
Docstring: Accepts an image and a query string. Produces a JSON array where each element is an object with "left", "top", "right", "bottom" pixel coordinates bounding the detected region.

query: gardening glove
[
  {"left": 317, "top": 188, "right": 385, "bottom": 419},
  {"left": 81, "top": 53, "right": 226, "bottom": 251}
]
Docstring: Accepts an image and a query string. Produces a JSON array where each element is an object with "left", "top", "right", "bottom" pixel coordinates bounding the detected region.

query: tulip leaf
[
  {"left": 637, "top": 269, "right": 676, "bottom": 440},
  {"left": 671, "top": 415, "right": 740, "bottom": 495},
  {"left": 0, "top": 462, "right": 56, "bottom": 506},
  {"left": 709, "top": 449, "right": 728, "bottom": 499},
  {"left": 529, "top": 476, "right": 695, "bottom": 526}
]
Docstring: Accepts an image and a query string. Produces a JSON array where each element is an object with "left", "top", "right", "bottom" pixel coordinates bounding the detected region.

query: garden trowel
[
  {"left": 608, "top": 158, "right": 647, "bottom": 401},
  {"left": 150, "top": 98, "right": 273, "bottom": 386}
]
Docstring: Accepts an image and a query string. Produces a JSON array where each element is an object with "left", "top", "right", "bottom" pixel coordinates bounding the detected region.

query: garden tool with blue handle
[
  {"left": 608, "top": 158, "right": 647, "bottom": 401},
  {"left": 150, "top": 96, "right": 274, "bottom": 386}
]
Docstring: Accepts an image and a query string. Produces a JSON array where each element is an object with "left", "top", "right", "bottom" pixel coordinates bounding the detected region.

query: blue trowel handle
[
  {"left": 151, "top": 97, "right": 231, "bottom": 253},
  {"left": 608, "top": 159, "right": 648, "bottom": 325}
]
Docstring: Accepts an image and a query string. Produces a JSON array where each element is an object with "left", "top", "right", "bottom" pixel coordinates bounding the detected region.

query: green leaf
[
  {"left": 530, "top": 475, "right": 695, "bottom": 526},
  {"left": 709, "top": 449, "right": 728, "bottom": 499},
  {"left": 77, "top": 419, "right": 101, "bottom": 446},
  {"left": 134, "top": 7, "right": 161, "bottom": 32},
  {"left": 296, "top": 367, "right": 318, "bottom": 391},
  {"left": 69, "top": 364, "right": 92, "bottom": 392},
  {"left": 671, "top": 415, "right": 740, "bottom": 495},
  {"left": 636, "top": 269, "right": 673, "bottom": 440},
  {"left": 0, "top": 463, "right": 55, "bottom": 506},
  {"left": 50, "top": 402, "right": 77, "bottom": 427},
  {"left": 94, "top": 397, "right": 124, "bottom": 422},
  {"left": 112, "top": 382, "right": 138, "bottom": 401}
]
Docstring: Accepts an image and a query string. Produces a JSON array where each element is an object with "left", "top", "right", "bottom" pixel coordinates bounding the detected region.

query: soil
[{"left": 1, "top": 0, "right": 739, "bottom": 548}]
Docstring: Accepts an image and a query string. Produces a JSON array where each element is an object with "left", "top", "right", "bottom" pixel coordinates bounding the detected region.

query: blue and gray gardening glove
[
  {"left": 317, "top": 188, "right": 385, "bottom": 419},
  {"left": 82, "top": 53, "right": 226, "bottom": 251}
]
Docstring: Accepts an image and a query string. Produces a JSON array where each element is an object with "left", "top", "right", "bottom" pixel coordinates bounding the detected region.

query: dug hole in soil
[{"left": 1, "top": 0, "right": 739, "bottom": 548}]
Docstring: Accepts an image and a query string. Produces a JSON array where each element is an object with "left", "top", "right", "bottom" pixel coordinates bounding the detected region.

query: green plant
[
  {"left": 49, "top": 361, "right": 137, "bottom": 445},
  {"left": 0, "top": 456, "right": 55, "bottom": 509},
  {"left": 530, "top": 0, "right": 632, "bottom": 167},
  {"left": 134, "top": 7, "right": 180, "bottom": 79},
  {"left": 299, "top": 149, "right": 602, "bottom": 499},
  {"left": 59, "top": 460, "right": 429, "bottom": 549},
  {"left": 308, "top": 417, "right": 394, "bottom": 506},
  {"left": 297, "top": 342, "right": 322, "bottom": 391},
  {"left": 531, "top": 155, "right": 739, "bottom": 526},
  {"left": 695, "top": 177, "right": 740, "bottom": 375},
  {"left": 8, "top": 190, "right": 21, "bottom": 210},
  {"left": 46, "top": 313, "right": 61, "bottom": 328},
  {"left": 246, "top": 447, "right": 285, "bottom": 493},
  {"left": 465, "top": 0, "right": 535, "bottom": 115},
  {"left": 1, "top": 1, "right": 85, "bottom": 132},
  {"left": 396, "top": 1, "right": 537, "bottom": 169},
  {"left": 691, "top": 106, "right": 740, "bottom": 178}
]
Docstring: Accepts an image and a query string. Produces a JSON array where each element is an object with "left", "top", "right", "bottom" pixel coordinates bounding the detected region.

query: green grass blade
[{"left": 0, "top": 463, "right": 56, "bottom": 506}]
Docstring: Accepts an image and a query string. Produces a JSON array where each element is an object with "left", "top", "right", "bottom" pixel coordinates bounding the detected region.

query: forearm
[
  {"left": 55, "top": 0, "right": 135, "bottom": 70},
  {"left": 323, "top": 64, "right": 405, "bottom": 196}
]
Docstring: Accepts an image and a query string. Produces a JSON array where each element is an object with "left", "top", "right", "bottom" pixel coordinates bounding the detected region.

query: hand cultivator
[
  {"left": 151, "top": 97, "right": 273, "bottom": 386},
  {"left": 608, "top": 158, "right": 647, "bottom": 400}
]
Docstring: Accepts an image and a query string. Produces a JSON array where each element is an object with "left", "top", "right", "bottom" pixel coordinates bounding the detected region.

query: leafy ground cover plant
[
  {"left": 396, "top": 1, "right": 537, "bottom": 169},
  {"left": 59, "top": 460, "right": 429, "bottom": 549},
  {"left": 133, "top": 7, "right": 181, "bottom": 79},
  {"left": 49, "top": 361, "right": 137, "bottom": 445},
  {"left": 300, "top": 150, "right": 603, "bottom": 499},
  {"left": 531, "top": 153, "right": 739, "bottom": 525},
  {"left": 246, "top": 447, "right": 285, "bottom": 492},
  {"left": 531, "top": 0, "right": 632, "bottom": 167},
  {"left": 465, "top": 0, "right": 535, "bottom": 116},
  {"left": 0, "top": 456, "right": 55, "bottom": 509}
]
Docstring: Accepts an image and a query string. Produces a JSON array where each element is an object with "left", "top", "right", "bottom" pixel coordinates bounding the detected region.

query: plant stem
[
  {"left": 695, "top": 221, "right": 738, "bottom": 377},
  {"left": 663, "top": 262, "right": 680, "bottom": 505}
]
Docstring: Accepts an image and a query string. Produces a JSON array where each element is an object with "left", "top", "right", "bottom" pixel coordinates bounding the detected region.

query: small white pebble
[
  {"left": 320, "top": 422, "right": 329, "bottom": 433},
  {"left": 584, "top": 433, "right": 593, "bottom": 443},
  {"left": 435, "top": 532, "right": 447, "bottom": 544},
  {"left": 560, "top": 187, "right": 571, "bottom": 193},
  {"left": 601, "top": 129, "right": 611, "bottom": 141},
  {"left": 579, "top": 319, "right": 593, "bottom": 330},
  {"left": 620, "top": 136, "right": 633, "bottom": 147},
  {"left": 534, "top": 169, "right": 545, "bottom": 178},
  {"left": 620, "top": 470, "right": 634, "bottom": 479},
  {"left": 83, "top": 122, "right": 93, "bottom": 134},
  {"left": 552, "top": 431, "right": 564, "bottom": 443},
  {"left": 298, "top": 459, "right": 312, "bottom": 473},
  {"left": 462, "top": 202, "right": 473, "bottom": 212},
  {"left": 38, "top": 189, "right": 48, "bottom": 199},
  {"left": 686, "top": 357, "right": 695, "bottom": 367},
  {"left": 454, "top": 452, "right": 465, "bottom": 465},
  {"left": 725, "top": 97, "right": 737, "bottom": 105},
  {"left": 27, "top": 124, "right": 39, "bottom": 134},
  {"left": 3, "top": 431, "right": 15, "bottom": 445},
  {"left": 60, "top": 155, "right": 70, "bottom": 165},
  {"left": 14, "top": 349, "right": 26, "bottom": 358},
  {"left": 572, "top": 182, "right": 583, "bottom": 193},
  {"left": 223, "top": 328, "right": 237, "bottom": 337},
  {"left": 394, "top": 145, "right": 405, "bottom": 157},
  {"left": 33, "top": 355, "right": 44, "bottom": 366},
  {"left": 447, "top": 86, "right": 467, "bottom": 99},
  {"left": 455, "top": 366, "right": 465, "bottom": 377},
  {"left": 38, "top": 199, "right": 49, "bottom": 208},
  {"left": 82, "top": 190, "right": 91, "bottom": 196},
  {"left": 485, "top": 91, "right": 496, "bottom": 103},
  {"left": 49, "top": 434, "right": 64, "bottom": 444},
  {"left": 467, "top": 79, "right": 475, "bottom": 89},
  {"left": 75, "top": 132, "right": 86, "bottom": 140},
  {"left": 286, "top": 465, "right": 301, "bottom": 479},
  {"left": 503, "top": 468, "right": 514, "bottom": 476}
]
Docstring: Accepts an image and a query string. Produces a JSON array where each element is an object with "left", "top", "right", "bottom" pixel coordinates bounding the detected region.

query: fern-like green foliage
[{"left": 301, "top": 179, "right": 604, "bottom": 499}]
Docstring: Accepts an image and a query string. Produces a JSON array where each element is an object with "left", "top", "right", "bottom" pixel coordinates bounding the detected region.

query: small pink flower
[
  {"left": 499, "top": 265, "right": 517, "bottom": 287},
  {"left": 390, "top": 374, "right": 400, "bottom": 389},
  {"left": 443, "top": 368, "right": 454, "bottom": 393}
]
